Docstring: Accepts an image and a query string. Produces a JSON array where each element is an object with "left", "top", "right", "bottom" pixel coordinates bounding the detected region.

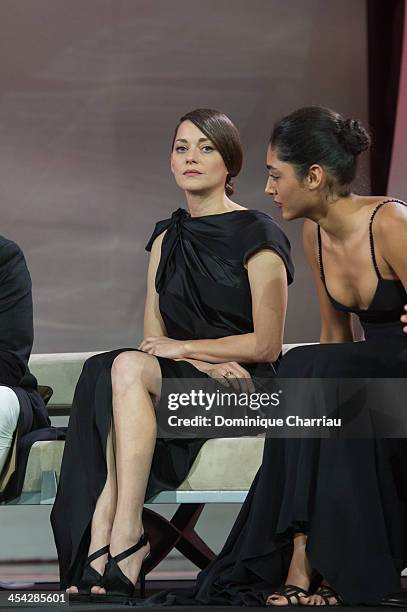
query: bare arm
[
  {"left": 375, "top": 202, "right": 407, "bottom": 291},
  {"left": 143, "top": 231, "right": 167, "bottom": 338},
  {"left": 376, "top": 202, "right": 407, "bottom": 334},
  {"left": 303, "top": 219, "right": 353, "bottom": 344}
]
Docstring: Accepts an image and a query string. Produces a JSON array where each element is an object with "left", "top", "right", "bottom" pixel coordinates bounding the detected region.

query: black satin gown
[
  {"left": 50, "top": 207, "right": 294, "bottom": 590},
  {"left": 148, "top": 200, "right": 407, "bottom": 607}
]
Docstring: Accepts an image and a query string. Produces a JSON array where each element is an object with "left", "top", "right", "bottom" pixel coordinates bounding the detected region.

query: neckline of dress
[{"left": 187, "top": 208, "right": 253, "bottom": 220}]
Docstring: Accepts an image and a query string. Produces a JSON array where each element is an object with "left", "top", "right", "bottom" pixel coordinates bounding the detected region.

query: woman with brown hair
[{"left": 50, "top": 108, "right": 294, "bottom": 600}]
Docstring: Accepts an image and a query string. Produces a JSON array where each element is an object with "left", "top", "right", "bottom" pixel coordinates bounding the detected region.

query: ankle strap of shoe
[
  {"left": 112, "top": 534, "right": 149, "bottom": 564},
  {"left": 87, "top": 545, "right": 110, "bottom": 564}
]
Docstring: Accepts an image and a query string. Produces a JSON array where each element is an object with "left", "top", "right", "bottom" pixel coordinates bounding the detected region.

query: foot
[
  {"left": 65, "top": 532, "right": 111, "bottom": 595},
  {"left": 266, "top": 584, "right": 310, "bottom": 607},
  {"left": 95, "top": 528, "right": 150, "bottom": 595},
  {"left": 267, "top": 535, "right": 312, "bottom": 606},
  {"left": 300, "top": 585, "right": 343, "bottom": 606},
  {"left": 66, "top": 586, "right": 79, "bottom": 594}
]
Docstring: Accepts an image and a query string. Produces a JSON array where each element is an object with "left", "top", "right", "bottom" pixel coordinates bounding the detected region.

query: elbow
[
  {"left": 255, "top": 343, "right": 282, "bottom": 364},
  {"left": 253, "top": 331, "right": 282, "bottom": 363}
]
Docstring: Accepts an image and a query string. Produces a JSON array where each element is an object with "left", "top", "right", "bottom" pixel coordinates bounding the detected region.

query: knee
[
  {"left": 0, "top": 387, "right": 20, "bottom": 440},
  {"left": 111, "top": 351, "right": 148, "bottom": 391}
]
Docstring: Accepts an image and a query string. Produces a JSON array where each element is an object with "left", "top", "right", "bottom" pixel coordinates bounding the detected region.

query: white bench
[{"left": 12, "top": 345, "right": 304, "bottom": 507}]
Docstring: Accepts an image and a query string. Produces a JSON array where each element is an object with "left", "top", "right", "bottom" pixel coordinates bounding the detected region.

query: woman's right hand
[
  {"left": 401, "top": 305, "right": 407, "bottom": 334},
  {"left": 180, "top": 358, "right": 255, "bottom": 394}
]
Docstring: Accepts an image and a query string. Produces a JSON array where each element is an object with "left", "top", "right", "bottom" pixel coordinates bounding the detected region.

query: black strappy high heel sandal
[
  {"left": 67, "top": 545, "right": 110, "bottom": 602},
  {"left": 78, "top": 544, "right": 109, "bottom": 595},
  {"left": 77, "top": 545, "right": 110, "bottom": 593},
  {"left": 98, "top": 533, "right": 150, "bottom": 602}
]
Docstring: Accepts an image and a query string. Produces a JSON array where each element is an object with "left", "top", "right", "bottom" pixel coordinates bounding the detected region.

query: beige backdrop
[{"left": 0, "top": 0, "right": 369, "bottom": 352}]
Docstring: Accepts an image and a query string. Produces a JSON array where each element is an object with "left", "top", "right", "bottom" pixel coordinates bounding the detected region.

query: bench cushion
[
  {"left": 29, "top": 352, "right": 98, "bottom": 405},
  {"left": 22, "top": 347, "right": 307, "bottom": 496},
  {"left": 22, "top": 437, "right": 265, "bottom": 493}
]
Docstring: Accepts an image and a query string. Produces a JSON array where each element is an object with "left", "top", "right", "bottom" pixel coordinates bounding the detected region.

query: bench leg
[
  {"left": 40, "top": 471, "right": 58, "bottom": 504},
  {"left": 142, "top": 503, "right": 215, "bottom": 574},
  {"left": 171, "top": 504, "right": 216, "bottom": 568}
]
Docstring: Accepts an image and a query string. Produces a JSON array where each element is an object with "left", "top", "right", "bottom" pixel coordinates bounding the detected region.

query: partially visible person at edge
[
  {"left": 50, "top": 108, "right": 294, "bottom": 600},
  {"left": 148, "top": 106, "right": 407, "bottom": 608},
  {"left": 0, "top": 236, "right": 50, "bottom": 502}
]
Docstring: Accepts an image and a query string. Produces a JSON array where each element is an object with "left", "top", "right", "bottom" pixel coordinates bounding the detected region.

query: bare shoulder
[
  {"left": 302, "top": 220, "right": 320, "bottom": 271},
  {"left": 374, "top": 198, "right": 407, "bottom": 233},
  {"left": 302, "top": 218, "right": 318, "bottom": 251}
]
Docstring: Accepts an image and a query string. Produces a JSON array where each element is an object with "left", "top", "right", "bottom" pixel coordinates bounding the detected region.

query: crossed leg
[{"left": 66, "top": 350, "right": 162, "bottom": 594}]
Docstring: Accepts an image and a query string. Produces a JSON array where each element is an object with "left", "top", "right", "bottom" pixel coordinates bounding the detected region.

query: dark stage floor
[
  {"left": 0, "top": 606, "right": 404, "bottom": 611},
  {"left": 0, "top": 579, "right": 405, "bottom": 610}
]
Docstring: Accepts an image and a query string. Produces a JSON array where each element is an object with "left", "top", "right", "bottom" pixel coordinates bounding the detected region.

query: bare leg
[
  {"left": 66, "top": 423, "right": 118, "bottom": 594},
  {"left": 266, "top": 534, "right": 312, "bottom": 606},
  {"left": 95, "top": 351, "right": 161, "bottom": 594}
]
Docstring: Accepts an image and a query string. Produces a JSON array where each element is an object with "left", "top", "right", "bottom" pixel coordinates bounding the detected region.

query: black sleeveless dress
[
  {"left": 50, "top": 207, "right": 294, "bottom": 590},
  {"left": 149, "top": 200, "right": 407, "bottom": 607}
]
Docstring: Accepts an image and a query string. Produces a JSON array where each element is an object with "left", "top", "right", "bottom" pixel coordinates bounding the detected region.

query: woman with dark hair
[
  {"left": 261, "top": 107, "right": 407, "bottom": 607},
  {"left": 154, "top": 106, "right": 406, "bottom": 607},
  {"left": 50, "top": 108, "right": 294, "bottom": 599}
]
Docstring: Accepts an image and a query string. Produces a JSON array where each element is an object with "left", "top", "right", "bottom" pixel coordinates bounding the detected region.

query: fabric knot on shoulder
[
  {"left": 152, "top": 208, "right": 190, "bottom": 291},
  {"left": 171, "top": 208, "right": 190, "bottom": 223}
]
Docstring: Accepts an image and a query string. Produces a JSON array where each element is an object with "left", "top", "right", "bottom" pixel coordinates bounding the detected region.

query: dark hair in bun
[
  {"left": 337, "top": 118, "right": 371, "bottom": 155},
  {"left": 270, "top": 106, "right": 371, "bottom": 192},
  {"left": 172, "top": 108, "right": 243, "bottom": 196}
]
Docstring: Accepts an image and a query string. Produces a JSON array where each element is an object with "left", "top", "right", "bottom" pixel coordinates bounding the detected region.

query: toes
[
  {"left": 266, "top": 595, "right": 285, "bottom": 606},
  {"left": 91, "top": 586, "right": 106, "bottom": 595},
  {"left": 66, "top": 586, "right": 78, "bottom": 594}
]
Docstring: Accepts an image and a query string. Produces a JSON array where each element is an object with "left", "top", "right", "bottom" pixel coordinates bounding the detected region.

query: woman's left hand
[{"left": 138, "top": 336, "right": 187, "bottom": 359}]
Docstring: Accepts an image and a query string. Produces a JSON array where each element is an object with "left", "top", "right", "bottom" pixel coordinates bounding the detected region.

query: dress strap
[
  {"left": 316, "top": 224, "right": 325, "bottom": 281},
  {"left": 369, "top": 198, "right": 407, "bottom": 280}
]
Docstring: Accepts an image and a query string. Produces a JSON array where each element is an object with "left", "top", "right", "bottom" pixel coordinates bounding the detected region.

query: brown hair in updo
[{"left": 172, "top": 108, "right": 243, "bottom": 196}]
